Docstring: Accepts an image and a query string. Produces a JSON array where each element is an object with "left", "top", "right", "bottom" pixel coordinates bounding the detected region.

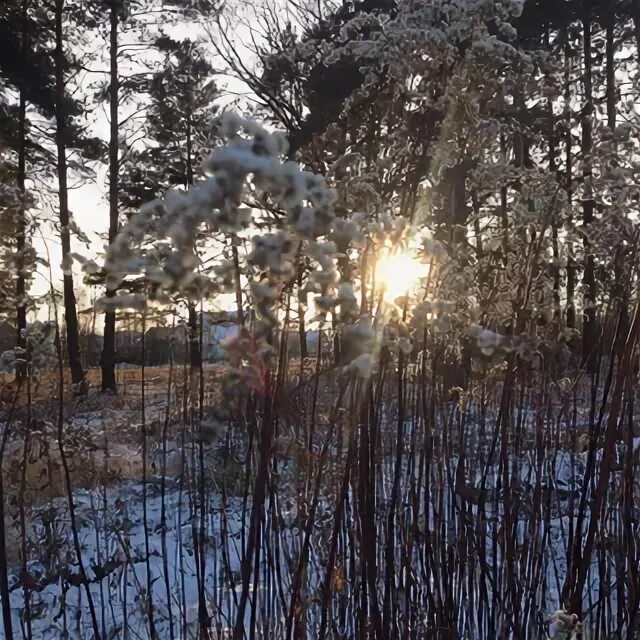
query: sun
[{"left": 375, "top": 252, "right": 429, "bottom": 301}]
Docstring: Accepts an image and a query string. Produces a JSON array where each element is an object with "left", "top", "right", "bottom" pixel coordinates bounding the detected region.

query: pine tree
[
  {"left": 0, "top": 0, "right": 57, "bottom": 350},
  {"left": 52, "top": 0, "right": 87, "bottom": 393},
  {"left": 120, "top": 34, "right": 219, "bottom": 370},
  {"left": 91, "top": 0, "right": 158, "bottom": 391},
  {"left": 100, "top": 0, "right": 121, "bottom": 391}
]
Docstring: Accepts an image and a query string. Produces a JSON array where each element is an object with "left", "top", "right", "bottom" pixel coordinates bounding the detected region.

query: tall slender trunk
[
  {"left": 564, "top": 28, "right": 576, "bottom": 330},
  {"left": 185, "top": 117, "right": 194, "bottom": 187},
  {"left": 297, "top": 249, "right": 307, "bottom": 360},
  {"left": 188, "top": 304, "right": 201, "bottom": 371},
  {"left": 100, "top": 2, "right": 119, "bottom": 391},
  {"left": 15, "top": 0, "right": 28, "bottom": 368},
  {"left": 232, "top": 243, "right": 244, "bottom": 325},
  {"left": 545, "top": 29, "right": 561, "bottom": 322},
  {"left": 101, "top": 0, "right": 119, "bottom": 391},
  {"left": 184, "top": 118, "right": 202, "bottom": 372},
  {"left": 606, "top": 11, "right": 627, "bottom": 335},
  {"left": 0, "top": 386, "right": 20, "bottom": 639},
  {"left": 581, "top": 13, "right": 597, "bottom": 373},
  {"left": 54, "top": 0, "right": 86, "bottom": 392},
  {"left": 635, "top": 9, "right": 640, "bottom": 66},
  {"left": 183, "top": 109, "right": 209, "bottom": 636},
  {"left": 606, "top": 16, "right": 616, "bottom": 131}
]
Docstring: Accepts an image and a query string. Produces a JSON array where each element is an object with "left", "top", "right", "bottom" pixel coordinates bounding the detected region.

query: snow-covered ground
[
  {"left": 2, "top": 404, "right": 638, "bottom": 638},
  {"left": 8, "top": 481, "right": 247, "bottom": 638}
]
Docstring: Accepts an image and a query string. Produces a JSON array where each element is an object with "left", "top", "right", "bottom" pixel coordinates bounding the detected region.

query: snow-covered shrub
[
  {"left": 0, "top": 321, "right": 56, "bottom": 374},
  {"left": 96, "top": 114, "right": 382, "bottom": 382}
]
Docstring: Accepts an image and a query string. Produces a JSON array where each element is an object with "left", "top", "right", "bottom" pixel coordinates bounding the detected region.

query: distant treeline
[{"left": 0, "top": 321, "right": 331, "bottom": 369}]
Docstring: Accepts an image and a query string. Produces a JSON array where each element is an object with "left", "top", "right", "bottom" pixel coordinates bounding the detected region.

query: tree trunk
[
  {"left": 606, "top": 16, "right": 616, "bottom": 131},
  {"left": 635, "top": 9, "right": 640, "bottom": 66},
  {"left": 563, "top": 29, "right": 576, "bottom": 330},
  {"left": 185, "top": 117, "right": 194, "bottom": 187},
  {"left": 54, "top": 0, "right": 86, "bottom": 393},
  {"left": 581, "top": 13, "right": 597, "bottom": 373},
  {"left": 548, "top": 108, "right": 561, "bottom": 320},
  {"left": 188, "top": 304, "right": 201, "bottom": 371},
  {"left": 606, "top": 11, "right": 628, "bottom": 340},
  {"left": 232, "top": 243, "right": 244, "bottom": 326},
  {"left": 15, "top": 0, "right": 28, "bottom": 372},
  {"left": 184, "top": 119, "right": 201, "bottom": 373},
  {"left": 297, "top": 249, "right": 307, "bottom": 360},
  {"left": 101, "top": 0, "right": 119, "bottom": 392},
  {"left": 541, "top": 28, "right": 561, "bottom": 325}
]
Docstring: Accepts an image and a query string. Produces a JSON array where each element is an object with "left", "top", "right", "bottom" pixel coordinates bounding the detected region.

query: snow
[
  {"left": 8, "top": 481, "right": 246, "bottom": 638},
  {"left": 2, "top": 397, "right": 637, "bottom": 638}
]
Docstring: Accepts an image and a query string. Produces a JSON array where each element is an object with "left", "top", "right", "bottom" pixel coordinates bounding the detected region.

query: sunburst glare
[{"left": 375, "top": 252, "right": 429, "bottom": 302}]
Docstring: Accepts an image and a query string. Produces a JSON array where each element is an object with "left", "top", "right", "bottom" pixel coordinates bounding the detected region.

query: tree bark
[
  {"left": 101, "top": 0, "right": 119, "bottom": 392},
  {"left": 605, "top": 9, "right": 628, "bottom": 342},
  {"left": 606, "top": 16, "right": 616, "bottom": 131},
  {"left": 15, "top": 0, "right": 28, "bottom": 369},
  {"left": 548, "top": 105, "right": 561, "bottom": 320},
  {"left": 563, "top": 28, "right": 576, "bottom": 330},
  {"left": 232, "top": 243, "right": 244, "bottom": 326},
  {"left": 635, "top": 8, "right": 640, "bottom": 66},
  {"left": 297, "top": 249, "right": 307, "bottom": 360},
  {"left": 581, "top": 13, "right": 597, "bottom": 373},
  {"left": 54, "top": 0, "right": 86, "bottom": 393},
  {"left": 184, "top": 118, "right": 202, "bottom": 373},
  {"left": 187, "top": 303, "right": 202, "bottom": 371}
]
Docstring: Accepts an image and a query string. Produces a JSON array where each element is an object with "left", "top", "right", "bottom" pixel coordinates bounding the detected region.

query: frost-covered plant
[
  {"left": 548, "top": 610, "right": 582, "bottom": 639},
  {"left": 100, "top": 114, "right": 337, "bottom": 299},
  {"left": 96, "top": 114, "right": 383, "bottom": 380},
  {"left": 248, "top": 0, "right": 546, "bottom": 334},
  {"left": 0, "top": 321, "right": 56, "bottom": 374},
  {"left": 246, "top": 0, "right": 640, "bottom": 365},
  {"left": 0, "top": 182, "right": 38, "bottom": 326}
]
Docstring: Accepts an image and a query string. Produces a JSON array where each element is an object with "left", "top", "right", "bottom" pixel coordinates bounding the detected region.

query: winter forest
[{"left": 1, "top": 0, "right": 640, "bottom": 637}]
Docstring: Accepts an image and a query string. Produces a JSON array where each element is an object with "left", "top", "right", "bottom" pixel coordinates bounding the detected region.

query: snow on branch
[{"left": 97, "top": 114, "right": 339, "bottom": 320}]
